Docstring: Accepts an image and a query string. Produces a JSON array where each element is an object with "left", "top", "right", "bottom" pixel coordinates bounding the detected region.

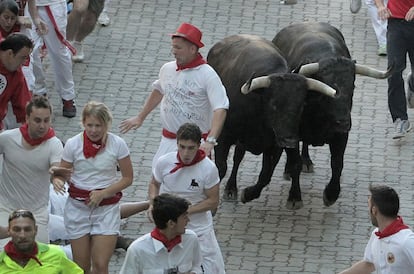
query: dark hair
[
  {"left": 26, "top": 95, "right": 53, "bottom": 116},
  {"left": 0, "top": 0, "right": 18, "bottom": 16},
  {"left": 8, "top": 209, "right": 36, "bottom": 224},
  {"left": 0, "top": 32, "right": 33, "bottom": 54},
  {"left": 369, "top": 184, "right": 399, "bottom": 218},
  {"left": 152, "top": 193, "right": 190, "bottom": 229},
  {"left": 176, "top": 123, "right": 202, "bottom": 144}
]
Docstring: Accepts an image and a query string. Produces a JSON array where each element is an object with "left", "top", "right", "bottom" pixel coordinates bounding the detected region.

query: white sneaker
[
  {"left": 393, "top": 118, "right": 412, "bottom": 139},
  {"left": 71, "top": 41, "right": 84, "bottom": 63},
  {"left": 350, "top": 0, "right": 361, "bottom": 13},
  {"left": 98, "top": 11, "right": 110, "bottom": 26}
]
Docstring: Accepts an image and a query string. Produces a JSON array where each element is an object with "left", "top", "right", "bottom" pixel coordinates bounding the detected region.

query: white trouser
[
  {"left": 26, "top": 2, "right": 75, "bottom": 100},
  {"left": 365, "top": 0, "right": 387, "bottom": 47}
]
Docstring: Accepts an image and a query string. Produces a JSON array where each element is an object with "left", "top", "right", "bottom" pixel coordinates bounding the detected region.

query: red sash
[
  {"left": 68, "top": 183, "right": 122, "bottom": 206},
  {"left": 176, "top": 53, "right": 206, "bottom": 71},
  {"left": 4, "top": 241, "right": 42, "bottom": 266},
  {"left": 162, "top": 128, "right": 209, "bottom": 140},
  {"left": 150, "top": 228, "right": 181, "bottom": 252}
]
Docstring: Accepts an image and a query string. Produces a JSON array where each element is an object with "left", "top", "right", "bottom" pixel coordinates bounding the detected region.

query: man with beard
[
  {"left": 339, "top": 184, "right": 414, "bottom": 274},
  {"left": 0, "top": 209, "right": 82, "bottom": 273}
]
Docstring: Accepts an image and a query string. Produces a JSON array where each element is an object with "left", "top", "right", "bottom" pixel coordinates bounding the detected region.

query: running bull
[
  {"left": 271, "top": 22, "right": 392, "bottom": 208},
  {"left": 207, "top": 34, "right": 336, "bottom": 209}
]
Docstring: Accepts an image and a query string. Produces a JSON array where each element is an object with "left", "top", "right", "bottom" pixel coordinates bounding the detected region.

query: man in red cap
[{"left": 120, "top": 22, "right": 229, "bottom": 161}]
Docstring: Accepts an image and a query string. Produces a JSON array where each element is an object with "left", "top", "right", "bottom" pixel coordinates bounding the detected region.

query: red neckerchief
[
  {"left": 375, "top": 216, "right": 409, "bottom": 239},
  {"left": 176, "top": 53, "right": 206, "bottom": 71},
  {"left": 20, "top": 123, "right": 55, "bottom": 146},
  {"left": 150, "top": 228, "right": 182, "bottom": 252},
  {"left": 4, "top": 241, "right": 42, "bottom": 266},
  {"left": 170, "top": 149, "right": 206, "bottom": 173},
  {"left": 83, "top": 131, "right": 105, "bottom": 158}
]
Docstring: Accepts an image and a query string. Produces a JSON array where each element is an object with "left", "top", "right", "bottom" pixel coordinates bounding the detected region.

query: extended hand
[{"left": 119, "top": 116, "right": 143, "bottom": 134}]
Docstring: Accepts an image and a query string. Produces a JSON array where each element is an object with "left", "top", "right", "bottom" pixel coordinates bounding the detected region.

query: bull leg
[
  {"left": 241, "top": 147, "right": 282, "bottom": 203},
  {"left": 323, "top": 133, "right": 349, "bottom": 206},
  {"left": 301, "top": 142, "right": 314, "bottom": 173},
  {"left": 223, "top": 144, "right": 246, "bottom": 200},
  {"left": 285, "top": 147, "right": 304, "bottom": 210}
]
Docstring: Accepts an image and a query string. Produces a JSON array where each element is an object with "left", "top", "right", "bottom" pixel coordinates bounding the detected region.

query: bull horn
[
  {"left": 355, "top": 64, "right": 392, "bottom": 79},
  {"left": 241, "top": 76, "right": 271, "bottom": 94},
  {"left": 298, "top": 63, "right": 319, "bottom": 76},
  {"left": 306, "top": 78, "right": 336, "bottom": 98}
]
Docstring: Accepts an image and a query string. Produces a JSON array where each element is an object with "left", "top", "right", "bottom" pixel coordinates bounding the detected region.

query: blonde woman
[{"left": 52, "top": 101, "right": 133, "bottom": 274}]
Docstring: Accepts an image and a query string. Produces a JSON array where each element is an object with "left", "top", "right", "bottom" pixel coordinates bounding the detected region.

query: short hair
[
  {"left": 369, "top": 184, "right": 399, "bottom": 218},
  {"left": 0, "top": 32, "right": 33, "bottom": 54},
  {"left": 8, "top": 209, "right": 36, "bottom": 225},
  {"left": 25, "top": 95, "right": 53, "bottom": 116},
  {"left": 82, "top": 101, "right": 113, "bottom": 129},
  {"left": 0, "top": 0, "right": 19, "bottom": 16},
  {"left": 152, "top": 193, "right": 190, "bottom": 229},
  {"left": 176, "top": 123, "right": 202, "bottom": 144}
]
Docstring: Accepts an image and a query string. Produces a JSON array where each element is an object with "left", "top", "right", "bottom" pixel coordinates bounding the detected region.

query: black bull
[
  {"left": 207, "top": 34, "right": 337, "bottom": 210},
  {"left": 209, "top": 25, "right": 391, "bottom": 209}
]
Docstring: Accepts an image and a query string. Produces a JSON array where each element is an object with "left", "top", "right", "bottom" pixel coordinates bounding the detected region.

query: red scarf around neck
[
  {"left": 170, "top": 149, "right": 206, "bottom": 173},
  {"left": 4, "top": 241, "right": 42, "bottom": 266},
  {"left": 176, "top": 53, "right": 206, "bottom": 71},
  {"left": 375, "top": 216, "right": 409, "bottom": 239},
  {"left": 150, "top": 228, "right": 182, "bottom": 252},
  {"left": 20, "top": 123, "right": 55, "bottom": 146},
  {"left": 83, "top": 131, "right": 105, "bottom": 158}
]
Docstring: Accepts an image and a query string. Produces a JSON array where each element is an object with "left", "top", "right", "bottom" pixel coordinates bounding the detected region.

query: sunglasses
[{"left": 8, "top": 209, "right": 35, "bottom": 222}]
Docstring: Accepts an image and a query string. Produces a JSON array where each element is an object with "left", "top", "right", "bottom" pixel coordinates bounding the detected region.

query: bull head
[{"left": 241, "top": 75, "right": 336, "bottom": 98}]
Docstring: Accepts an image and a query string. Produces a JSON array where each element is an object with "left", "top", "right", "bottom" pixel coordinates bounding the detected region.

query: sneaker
[
  {"left": 393, "top": 118, "right": 412, "bottom": 139},
  {"left": 71, "top": 41, "right": 84, "bottom": 63},
  {"left": 350, "top": 0, "right": 361, "bottom": 13},
  {"left": 115, "top": 236, "right": 134, "bottom": 251},
  {"left": 280, "top": 0, "right": 297, "bottom": 4},
  {"left": 377, "top": 44, "right": 387, "bottom": 56},
  {"left": 98, "top": 11, "right": 110, "bottom": 26},
  {"left": 62, "top": 99, "right": 76, "bottom": 118},
  {"left": 407, "top": 73, "right": 414, "bottom": 108}
]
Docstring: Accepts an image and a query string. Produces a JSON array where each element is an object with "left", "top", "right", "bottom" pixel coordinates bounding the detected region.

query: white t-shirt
[
  {"left": 119, "top": 229, "right": 203, "bottom": 274},
  {"left": 364, "top": 228, "right": 414, "bottom": 273},
  {"left": 0, "top": 128, "right": 63, "bottom": 210},
  {"left": 35, "top": 0, "right": 66, "bottom": 7},
  {"left": 62, "top": 132, "right": 130, "bottom": 190},
  {"left": 154, "top": 151, "right": 220, "bottom": 236},
  {"left": 153, "top": 61, "right": 229, "bottom": 134}
]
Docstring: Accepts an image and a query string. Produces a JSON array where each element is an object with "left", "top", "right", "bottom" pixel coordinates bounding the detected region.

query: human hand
[
  {"left": 88, "top": 190, "right": 106, "bottom": 207},
  {"left": 33, "top": 18, "right": 48, "bottom": 35},
  {"left": 406, "top": 7, "right": 414, "bottom": 21},
  {"left": 119, "top": 116, "right": 143, "bottom": 134},
  {"left": 200, "top": 142, "right": 215, "bottom": 158},
  {"left": 377, "top": 6, "right": 391, "bottom": 20},
  {"left": 52, "top": 177, "right": 66, "bottom": 195},
  {"left": 17, "top": 16, "right": 32, "bottom": 28},
  {"left": 49, "top": 166, "right": 72, "bottom": 181}
]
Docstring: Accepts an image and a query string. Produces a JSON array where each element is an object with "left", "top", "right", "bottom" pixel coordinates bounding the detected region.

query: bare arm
[
  {"left": 27, "top": 0, "right": 47, "bottom": 35},
  {"left": 51, "top": 160, "right": 73, "bottom": 195},
  {"left": 374, "top": 0, "right": 391, "bottom": 20},
  {"left": 88, "top": 156, "right": 133, "bottom": 207},
  {"left": 119, "top": 89, "right": 163, "bottom": 134},
  {"left": 187, "top": 184, "right": 219, "bottom": 215},
  {"left": 338, "top": 260, "right": 375, "bottom": 274},
  {"left": 200, "top": 108, "right": 227, "bottom": 155},
  {"left": 148, "top": 177, "right": 161, "bottom": 203}
]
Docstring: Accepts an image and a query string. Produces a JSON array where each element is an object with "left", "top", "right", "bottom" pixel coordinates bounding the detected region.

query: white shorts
[
  {"left": 64, "top": 197, "right": 120, "bottom": 239},
  {"left": 199, "top": 229, "right": 226, "bottom": 274}
]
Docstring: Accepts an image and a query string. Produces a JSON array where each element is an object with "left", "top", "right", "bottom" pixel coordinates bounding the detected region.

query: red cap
[{"left": 170, "top": 22, "right": 204, "bottom": 48}]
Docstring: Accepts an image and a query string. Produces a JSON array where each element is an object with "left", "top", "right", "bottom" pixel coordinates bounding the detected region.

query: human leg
[
  {"left": 365, "top": 0, "right": 387, "bottom": 55},
  {"left": 74, "top": 0, "right": 104, "bottom": 42},
  {"left": 97, "top": 0, "right": 110, "bottom": 26},
  {"left": 71, "top": 235, "right": 92, "bottom": 274},
  {"left": 66, "top": 0, "right": 89, "bottom": 41},
  {"left": 90, "top": 235, "right": 117, "bottom": 274},
  {"left": 198, "top": 229, "right": 226, "bottom": 274}
]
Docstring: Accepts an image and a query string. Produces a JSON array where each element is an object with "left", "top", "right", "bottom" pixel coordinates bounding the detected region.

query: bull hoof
[
  {"left": 240, "top": 187, "right": 259, "bottom": 204},
  {"left": 283, "top": 172, "right": 291, "bottom": 180},
  {"left": 302, "top": 163, "right": 314, "bottom": 173},
  {"left": 323, "top": 188, "right": 340, "bottom": 207},
  {"left": 286, "top": 200, "right": 304, "bottom": 210},
  {"left": 223, "top": 188, "right": 238, "bottom": 200}
]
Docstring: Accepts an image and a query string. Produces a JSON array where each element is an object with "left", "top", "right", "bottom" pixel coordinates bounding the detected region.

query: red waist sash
[{"left": 68, "top": 183, "right": 122, "bottom": 206}]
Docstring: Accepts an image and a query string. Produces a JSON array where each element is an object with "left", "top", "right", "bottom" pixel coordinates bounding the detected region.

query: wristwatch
[{"left": 206, "top": 136, "right": 218, "bottom": 146}]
